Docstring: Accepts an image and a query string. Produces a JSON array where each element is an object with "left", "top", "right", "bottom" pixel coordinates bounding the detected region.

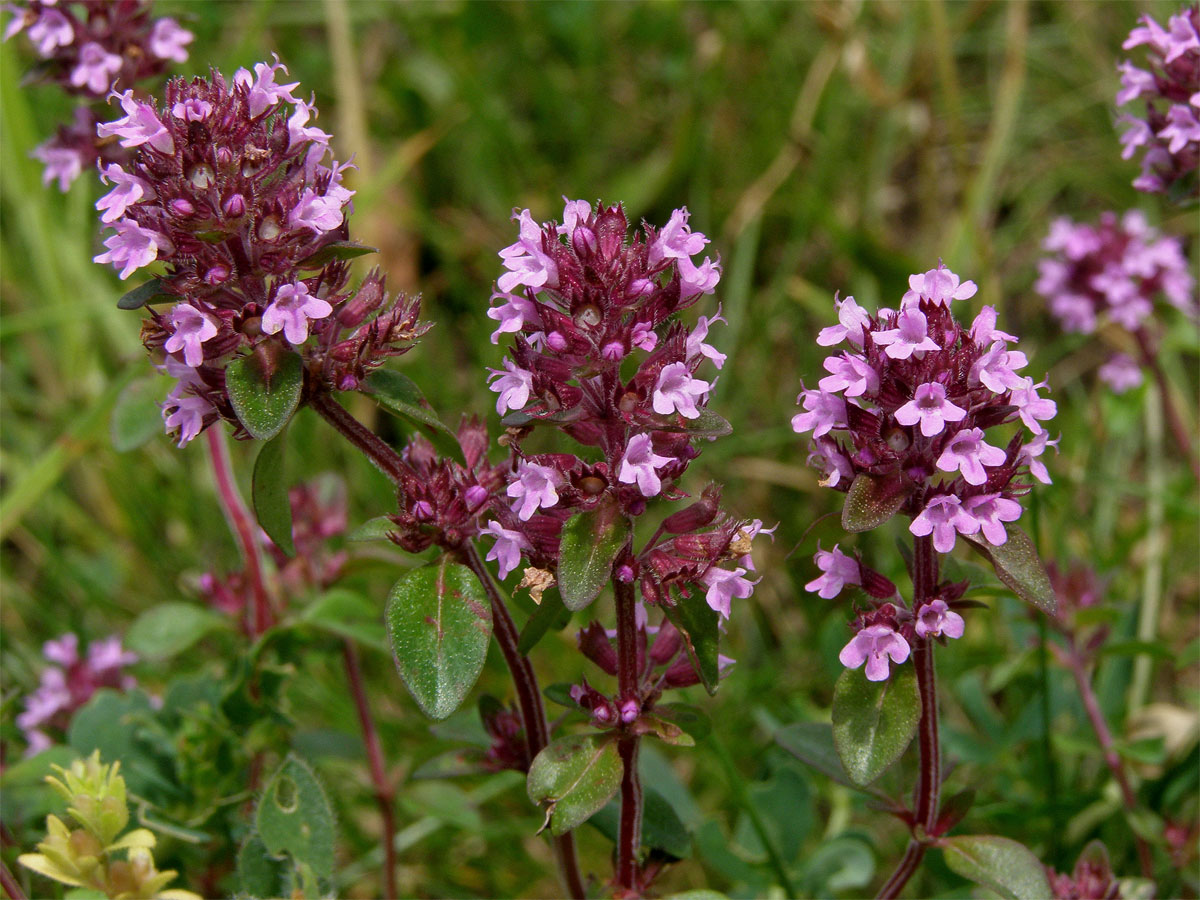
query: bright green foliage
[
  {"left": 831, "top": 665, "right": 921, "bottom": 786},
  {"left": 254, "top": 755, "right": 337, "bottom": 882},
  {"left": 386, "top": 557, "right": 493, "bottom": 720},
  {"left": 527, "top": 733, "right": 624, "bottom": 836},
  {"left": 556, "top": 505, "right": 630, "bottom": 611},
  {"left": 365, "top": 369, "right": 462, "bottom": 461},
  {"left": 662, "top": 590, "right": 722, "bottom": 695},
  {"left": 252, "top": 429, "right": 295, "bottom": 556},
  {"left": 941, "top": 834, "right": 1055, "bottom": 900},
  {"left": 225, "top": 350, "right": 304, "bottom": 441},
  {"left": 125, "top": 602, "right": 229, "bottom": 662}
]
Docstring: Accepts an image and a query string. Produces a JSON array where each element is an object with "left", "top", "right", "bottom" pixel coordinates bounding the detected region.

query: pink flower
[
  {"left": 678, "top": 255, "right": 721, "bottom": 300},
  {"left": 288, "top": 99, "right": 332, "bottom": 149},
  {"left": 1097, "top": 353, "right": 1144, "bottom": 393},
  {"left": 839, "top": 624, "right": 911, "bottom": 682},
  {"left": 652, "top": 362, "right": 710, "bottom": 419},
  {"left": 649, "top": 207, "right": 709, "bottom": 265},
  {"left": 262, "top": 281, "right": 333, "bottom": 344},
  {"left": 962, "top": 492, "right": 1022, "bottom": 546},
  {"left": 1019, "top": 430, "right": 1058, "bottom": 485},
  {"left": 699, "top": 565, "right": 756, "bottom": 619},
  {"left": 631, "top": 320, "right": 658, "bottom": 352},
  {"left": 914, "top": 599, "right": 964, "bottom": 640},
  {"left": 936, "top": 427, "right": 1007, "bottom": 486},
  {"left": 894, "top": 382, "right": 967, "bottom": 437},
  {"left": 70, "top": 42, "right": 122, "bottom": 95},
  {"left": 27, "top": 8, "right": 73, "bottom": 56},
  {"left": 498, "top": 209, "right": 558, "bottom": 293},
  {"left": 483, "top": 521, "right": 531, "bottom": 579},
  {"left": 507, "top": 461, "right": 560, "bottom": 520},
  {"left": 487, "top": 359, "right": 534, "bottom": 414},
  {"left": 969, "top": 341, "right": 1028, "bottom": 394},
  {"left": 791, "top": 389, "right": 847, "bottom": 438},
  {"left": 171, "top": 98, "right": 212, "bottom": 122},
  {"left": 163, "top": 384, "right": 213, "bottom": 447},
  {"left": 164, "top": 304, "right": 218, "bottom": 366},
  {"left": 147, "top": 17, "right": 193, "bottom": 64},
  {"left": 808, "top": 437, "right": 854, "bottom": 488},
  {"left": 817, "top": 294, "right": 870, "bottom": 348},
  {"left": 618, "top": 433, "right": 673, "bottom": 497},
  {"left": 910, "top": 494, "right": 979, "bottom": 553},
  {"left": 234, "top": 56, "right": 300, "bottom": 117},
  {"left": 969, "top": 306, "right": 1017, "bottom": 346},
  {"left": 93, "top": 219, "right": 166, "bottom": 280},
  {"left": 1008, "top": 377, "right": 1057, "bottom": 434},
  {"left": 686, "top": 311, "right": 726, "bottom": 368},
  {"left": 96, "top": 164, "right": 152, "bottom": 223},
  {"left": 901, "top": 265, "right": 977, "bottom": 307},
  {"left": 873, "top": 307, "right": 941, "bottom": 360},
  {"left": 487, "top": 291, "right": 540, "bottom": 344},
  {"left": 819, "top": 353, "right": 879, "bottom": 397},
  {"left": 31, "top": 141, "right": 85, "bottom": 191},
  {"left": 804, "top": 545, "right": 860, "bottom": 599},
  {"left": 98, "top": 89, "right": 174, "bottom": 154},
  {"left": 288, "top": 188, "right": 344, "bottom": 233}
]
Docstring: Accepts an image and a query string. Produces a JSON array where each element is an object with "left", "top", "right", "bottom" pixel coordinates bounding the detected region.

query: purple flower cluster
[
  {"left": 17, "top": 633, "right": 137, "bottom": 755},
  {"left": 5, "top": 0, "right": 192, "bottom": 190},
  {"left": 484, "top": 200, "right": 766, "bottom": 710},
  {"left": 1036, "top": 211, "right": 1196, "bottom": 336},
  {"left": 795, "top": 265, "right": 1057, "bottom": 679},
  {"left": 93, "top": 62, "right": 427, "bottom": 445},
  {"left": 1116, "top": 5, "right": 1200, "bottom": 198}
]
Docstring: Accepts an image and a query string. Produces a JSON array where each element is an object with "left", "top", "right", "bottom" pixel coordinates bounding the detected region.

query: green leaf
[
  {"left": 654, "top": 704, "right": 712, "bottom": 743},
  {"left": 634, "top": 715, "right": 695, "bottom": 747},
  {"left": 527, "top": 733, "right": 623, "bottom": 836},
  {"left": 831, "top": 664, "right": 920, "bottom": 786},
  {"left": 126, "top": 602, "right": 228, "bottom": 661},
  {"left": 298, "top": 239, "right": 378, "bottom": 268},
  {"left": 940, "top": 834, "right": 1053, "bottom": 900},
  {"left": 661, "top": 589, "right": 722, "bottom": 695},
  {"left": 110, "top": 377, "right": 165, "bottom": 452},
  {"left": 236, "top": 834, "right": 286, "bottom": 899},
  {"left": 225, "top": 350, "right": 304, "bottom": 441},
  {"left": 255, "top": 755, "right": 336, "bottom": 879},
  {"left": 347, "top": 515, "right": 396, "bottom": 542},
  {"left": 116, "top": 278, "right": 173, "bottom": 310},
  {"left": 963, "top": 527, "right": 1056, "bottom": 613},
  {"left": 300, "top": 588, "right": 388, "bottom": 652},
  {"left": 386, "top": 557, "right": 493, "bottom": 720},
  {"left": 557, "top": 505, "right": 630, "bottom": 611},
  {"left": 252, "top": 429, "right": 294, "bottom": 556},
  {"left": 518, "top": 594, "right": 570, "bottom": 654},
  {"left": 842, "top": 472, "right": 909, "bottom": 533},
  {"left": 775, "top": 722, "right": 858, "bottom": 790},
  {"left": 589, "top": 786, "right": 692, "bottom": 859},
  {"left": 675, "top": 409, "right": 733, "bottom": 439},
  {"left": 364, "top": 369, "right": 462, "bottom": 462}
]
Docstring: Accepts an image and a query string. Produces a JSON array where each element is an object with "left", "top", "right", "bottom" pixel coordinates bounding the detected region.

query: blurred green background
[{"left": 2, "top": 2, "right": 1197, "bottom": 897}]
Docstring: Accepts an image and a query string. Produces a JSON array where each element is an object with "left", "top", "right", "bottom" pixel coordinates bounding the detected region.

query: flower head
[
  {"left": 804, "top": 545, "right": 861, "bottom": 599},
  {"left": 913, "top": 599, "right": 965, "bottom": 640},
  {"left": 839, "top": 624, "right": 911, "bottom": 682}
]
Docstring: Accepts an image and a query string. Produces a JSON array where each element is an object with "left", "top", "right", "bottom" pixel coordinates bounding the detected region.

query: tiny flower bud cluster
[
  {"left": 483, "top": 200, "right": 762, "bottom": 623},
  {"left": 1036, "top": 211, "right": 1196, "bottom": 336},
  {"left": 17, "top": 633, "right": 137, "bottom": 755},
  {"left": 94, "top": 62, "right": 427, "bottom": 445},
  {"left": 5, "top": 0, "right": 193, "bottom": 189},
  {"left": 796, "top": 265, "right": 1056, "bottom": 680},
  {"left": 1116, "top": 5, "right": 1200, "bottom": 198}
]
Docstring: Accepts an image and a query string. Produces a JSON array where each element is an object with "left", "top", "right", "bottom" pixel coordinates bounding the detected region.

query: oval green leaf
[
  {"left": 527, "top": 733, "right": 623, "bottom": 836},
  {"left": 386, "top": 557, "right": 492, "bottom": 720},
  {"left": 557, "top": 505, "right": 630, "bottom": 612},
  {"left": 252, "top": 429, "right": 294, "bottom": 556},
  {"left": 364, "top": 369, "right": 462, "bottom": 462},
  {"left": 126, "top": 602, "right": 228, "bottom": 661},
  {"left": 255, "top": 755, "right": 336, "bottom": 879},
  {"left": 111, "top": 377, "right": 166, "bottom": 452},
  {"left": 225, "top": 350, "right": 304, "bottom": 441},
  {"left": 661, "top": 589, "right": 722, "bottom": 695},
  {"left": 775, "top": 722, "right": 858, "bottom": 791},
  {"left": 831, "top": 664, "right": 920, "bottom": 786},
  {"left": 842, "top": 472, "right": 910, "bottom": 533},
  {"left": 116, "top": 278, "right": 173, "bottom": 310},
  {"left": 298, "top": 239, "right": 378, "bottom": 268},
  {"left": 941, "top": 834, "right": 1053, "bottom": 900},
  {"left": 963, "top": 527, "right": 1056, "bottom": 613},
  {"left": 347, "top": 515, "right": 396, "bottom": 543}
]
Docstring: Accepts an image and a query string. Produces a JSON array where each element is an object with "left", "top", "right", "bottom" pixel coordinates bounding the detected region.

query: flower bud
[
  {"left": 223, "top": 193, "right": 246, "bottom": 217},
  {"left": 577, "top": 622, "right": 618, "bottom": 676},
  {"left": 546, "top": 331, "right": 568, "bottom": 351},
  {"left": 169, "top": 197, "right": 194, "bottom": 217},
  {"left": 571, "top": 225, "right": 598, "bottom": 258}
]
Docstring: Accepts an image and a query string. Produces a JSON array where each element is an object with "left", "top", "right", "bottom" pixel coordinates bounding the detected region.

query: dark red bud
[{"left": 577, "top": 622, "right": 618, "bottom": 676}]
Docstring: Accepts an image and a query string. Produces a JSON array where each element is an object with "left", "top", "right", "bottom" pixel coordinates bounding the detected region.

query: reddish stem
[
  {"left": 1134, "top": 326, "right": 1200, "bottom": 481},
  {"left": 308, "top": 391, "right": 406, "bottom": 484},
  {"left": 461, "top": 541, "right": 586, "bottom": 900},
  {"left": 341, "top": 640, "right": 399, "bottom": 900},
  {"left": 614, "top": 573, "right": 643, "bottom": 896},
  {"left": 205, "top": 428, "right": 272, "bottom": 635},
  {"left": 1065, "top": 645, "right": 1155, "bottom": 878},
  {"left": 0, "top": 862, "right": 26, "bottom": 900},
  {"left": 877, "top": 534, "right": 940, "bottom": 900}
]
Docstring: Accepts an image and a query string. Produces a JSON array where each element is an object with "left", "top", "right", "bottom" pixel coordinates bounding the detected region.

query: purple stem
[
  {"left": 205, "top": 428, "right": 272, "bottom": 636},
  {"left": 312, "top": 394, "right": 585, "bottom": 898},
  {"left": 1065, "top": 644, "right": 1154, "bottom": 878},
  {"left": 0, "top": 861, "right": 26, "bottom": 900},
  {"left": 342, "top": 640, "right": 399, "bottom": 900},
  {"left": 877, "top": 534, "right": 940, "bottom": 900},
  {"left": 1134, "top": 326, "right": 1200, "bottom": 481},
  {"left": 614, "top": 572, "right": 643, "bottom": 896}
]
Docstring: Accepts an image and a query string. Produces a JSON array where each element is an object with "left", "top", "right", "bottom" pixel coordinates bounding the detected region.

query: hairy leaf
[
  {"left": 557, "top": 505, "right": 630, "bottom": 611},
  {"left": 527, "top": 733, "right": 622, "bottom": 836},
  {"left": 225, "top": 350, "right": 304, "bottom": 441},
  {"left": 963, "top": 527, "right": 1056, "bottom": 613},
  {"left": 842, "top": 472, "right": 909, "bottom": 533},
  {"left": 255, "top": 755, "right": 336, "bottom": 879},
  {"left": 661, "top": 590, "right": 722, "bottom": 695},
  {"left": 941, "top": 834, "right": 1053, "bottom": 900},
  {"left": 831, "top": 665, "right": 920, "bottom": 786}
]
